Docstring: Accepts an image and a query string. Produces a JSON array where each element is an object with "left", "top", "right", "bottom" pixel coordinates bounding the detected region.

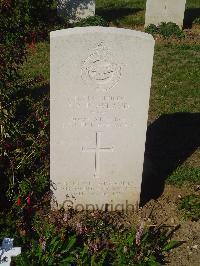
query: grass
[
  {"left": 19, "top": 43, "right": 50, "bottom": 81},
  {"left": 21, "top": 43, "right": 200, "bottom": 115},
  {"left": 20, "top": 42, "right": 200, "bottom": 116},
  {"left": 167, "top": 166, "right": 200, "bottom": 185},
  {"left": 18, "top": 40, "right": 200, "bottom": 189},
  {"left": 96, "top": 0, "right": 200, "bottom": 27},
  {"left": 96, "top": 0, "right": 146, "bottom": 27},
  {"left": 186, "top": 0, "right": 200, "bottom": 8},
  {"left": 150, "top": 44, "right": 200, "bottom": 117}
]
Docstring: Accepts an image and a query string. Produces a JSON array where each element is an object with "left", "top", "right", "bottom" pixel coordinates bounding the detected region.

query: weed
[
  {"left": 145, "top": 22, "right": 185, "bottom": 38},
  {"left": 74, "top": 15, "right": 108, "bottom": 27},
  {"left": 178, "top": 194, "right": 200, "bottom": 221},
  {"left": 11, "top": 214, "right": 182, "bottom": 265},
  {"left": 145, "top": 24, "right": 158, "bottom": 35}
]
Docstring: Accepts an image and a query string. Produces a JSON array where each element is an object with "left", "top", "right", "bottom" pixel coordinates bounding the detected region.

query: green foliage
[
  {"left": 9, "top": 212, "right": 181, "bottom": 265},
  {"left": 3, "top": 80, "right": 49, "bottom": 203},
  {"left": 0, "top": 0, "right": 55, "bottom": 83},
  {"left": 0, "top": 1, "right": 27, "bottom": 83},
  {"left": 158, "top": 22, "right": 185, "bottom": 38},
  {"left": 74, "top": 15, "right": 109, "bottom": 27},
  {"left": 15, "top": 224, "right": 77, "bottom": 265},
  {"left": 0, "top": 0, "right": 56, "bottom": 83},
  {"left": 145, "top": 24, "right": 158, "bottom": 35},
  {"left": 178, "top": 194, "right": 200, "bottom": 221},
  {"left": 109, "top": 225, "right": 181, "bottom": 265},
  {"left": 145, "top": 22, "right": 185, "bottom": 38},
  {"left": 22, "top": 0, "right": 55, "bottom": 26},
  {"left": 0, "top": 0, "right": 54, "bottom": 207},
  {"left": 96, "top": 0, "right": 145, "bottom": 27},
  {"left": 15, "top": 0, "right": 58, "bottom": 42},
  {"left": 0, "top": 1, "right": 27, "bottom": 207}
]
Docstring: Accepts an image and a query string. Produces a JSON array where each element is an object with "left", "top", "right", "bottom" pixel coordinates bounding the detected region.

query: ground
[
  {"left": 1, "top": 0, "right": 200, "bottom": 265},
  {"left": 142, "top": 185, "right": 200, "bottom": 266}
]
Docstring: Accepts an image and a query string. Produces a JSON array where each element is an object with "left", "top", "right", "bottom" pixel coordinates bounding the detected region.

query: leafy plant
[
  {"left": 74, "top": 15, "right": 109, "bottom": 27},
  {"left": 113, "top": 225, "right": 182, "bottom": 265},
  {"left": 10, "top": 215, "right": 182, "bottom": 265},
  {"left": 145, "top": 22, "right": 184, "bottom": 38},
  {"left": 158, "top": 22, "right": 185, "bottom": 38},
  {"left": 178, "top": 194, "right": 200, "bottom": 221},
  {"left": 0, "top": 0, "right": 28, "bottom": 83},
  {"left": 14, "top": 224, "right": 77, "bottom": 265},
  {"left": 145, "top": 23, "right": 158, "bottom": 36}
]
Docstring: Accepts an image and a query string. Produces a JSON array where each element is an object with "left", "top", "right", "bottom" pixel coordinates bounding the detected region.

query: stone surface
[
  {"left": 50, "top": 27, "right": 155, "bottom": 211},
  {"left": 0, "top": 238, "right": 21, "bottom": 266},
  {"left": 145, "top": 0, "right": 186, "bottom": 28},
  {"left": 57, "top": 0, "right": 95, "bottom": 22}
]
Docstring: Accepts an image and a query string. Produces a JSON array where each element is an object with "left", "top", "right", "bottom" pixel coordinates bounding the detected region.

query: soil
[{"left": 140, "top": 184, "right": 200, "bottom": 266}]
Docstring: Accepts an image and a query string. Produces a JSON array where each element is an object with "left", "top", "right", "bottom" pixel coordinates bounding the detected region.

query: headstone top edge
[{"left": 50, "top": 26, "right": 155, "bottom": 42}]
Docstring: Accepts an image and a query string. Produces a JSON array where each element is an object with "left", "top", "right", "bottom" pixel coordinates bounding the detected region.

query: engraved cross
[{"left": 82, "top": 132, "right": 114, "bottom": 178}]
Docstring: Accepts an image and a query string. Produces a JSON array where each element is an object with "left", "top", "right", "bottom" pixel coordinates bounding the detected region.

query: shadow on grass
[
  {"left": 183, "top": 8, "right": 200, "bottom": 28},
  {"left": 140, "top": 113, "right": 200, "bottom": 206},
  {"left": 96, "top": 7, "right": 142, "bottom": 22}
]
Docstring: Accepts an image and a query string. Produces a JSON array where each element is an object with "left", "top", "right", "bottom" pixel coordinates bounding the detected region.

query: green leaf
[
  {"left": 162, "top": 240, "right": 181, "bottom": 251},
  {"left": 61, "top": 235, "right": 76, "bottom": 254},
  {"left": 145, "top": 255, "right": 160, "bottom": 266},
  {"left": 50, "top": 236, "right": 60, "bottom": 253},
  {"left": 60, "top": 256, "right": 76, "bottom": 264}
]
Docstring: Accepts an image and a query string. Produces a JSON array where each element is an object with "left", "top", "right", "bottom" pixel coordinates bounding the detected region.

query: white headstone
[
  {"left": 145, "top": 0, "right": 186, "bottom": 28},
  {"left": 50, "top": 27, "right": 155, "bottom": 211},
  {"left": 0, "top": 238, "right": 21, "bottom": 266},
  {"left": 57, "top": 0, "right": 95, "bottom": 22}
]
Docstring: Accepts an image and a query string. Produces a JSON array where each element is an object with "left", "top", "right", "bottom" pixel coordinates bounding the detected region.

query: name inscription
[{"left": 66, "top": 95, "right": 133, "bottom": 128}]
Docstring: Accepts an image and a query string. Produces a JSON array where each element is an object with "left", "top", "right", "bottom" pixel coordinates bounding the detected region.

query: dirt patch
[{"left": 140, "top": 184, "right": 200, "bottom": 266}]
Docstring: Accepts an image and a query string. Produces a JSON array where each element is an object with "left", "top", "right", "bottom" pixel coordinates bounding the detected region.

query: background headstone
[
  {"left": 50, "top": 27, "right": 155, "bottom": 211},
  {"left": 0, "top": 238, "right": 21, "bottom": 266},
  {"left": 145, "top": 0, "right": 186, "bottom": 28},
  {"left": 57, "top": 0, "right": 95, "bottom": 22}
]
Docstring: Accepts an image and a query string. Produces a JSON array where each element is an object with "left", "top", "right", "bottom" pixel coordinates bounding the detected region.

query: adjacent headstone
[
  {"left": 0, "top": 238, "right": 21, "bottom": 266},
  {"left": 50, "top": 27, "right": 155, "bottom": 211},
  {"left": 145, "top": 0, "right": 186, "bottom": 28},
  {"left": 57, "top": 0, "right": 95, "bottom": 22}
]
